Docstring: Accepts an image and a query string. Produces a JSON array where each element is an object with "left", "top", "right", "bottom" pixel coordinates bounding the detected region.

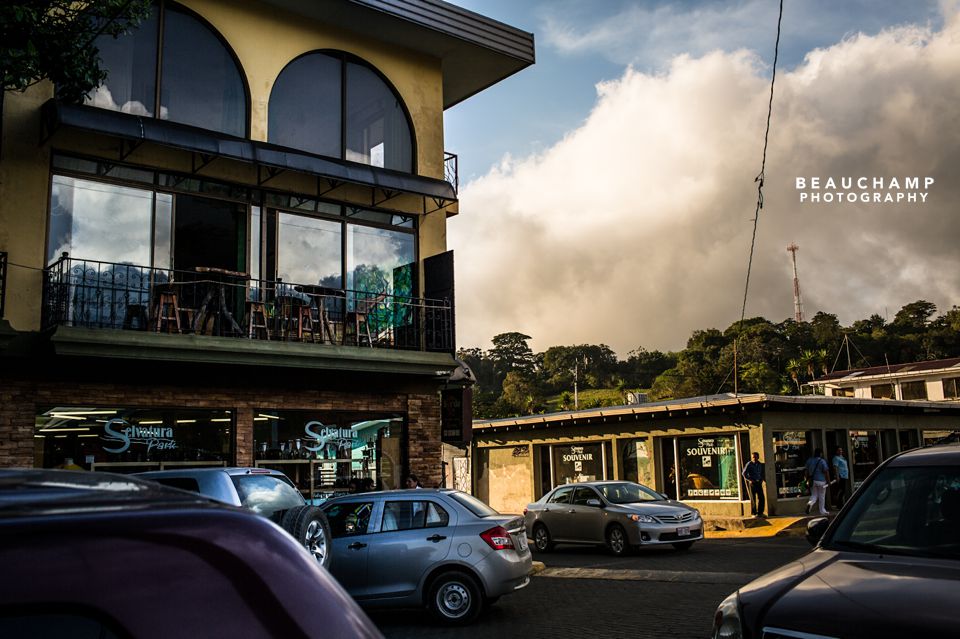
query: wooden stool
[
  {"left": 246, "top": 301, "right": 271, "bottom": 340},
  {"left": 153, "top": 292, "right": 182, "bottom": 333},
  {"left": 297, "top": 305, "right": 317, "bottom": 342}
]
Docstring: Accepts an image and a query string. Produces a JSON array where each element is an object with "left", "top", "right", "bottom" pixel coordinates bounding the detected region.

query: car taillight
[{"left": 480, "top": 526, "right": 515, "bottom": 551}]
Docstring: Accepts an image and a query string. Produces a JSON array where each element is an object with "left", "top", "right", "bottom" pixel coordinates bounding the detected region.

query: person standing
[
  {"left": 831, "top": 447, "right": 849, "bottom": 508},
  {"left": 404, "top": 473, "right": 422, "bottom": 489},
  {"left": 742, "top": 452, "right": 766, "bottom": 518},
  {"left": 804, "top": 448, "right": 830, "bottom": 515}
]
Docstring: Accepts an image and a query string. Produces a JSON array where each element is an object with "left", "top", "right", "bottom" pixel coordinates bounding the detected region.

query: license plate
[
  {"left": 518, "top": 535, "right": 528, "bottom": 550},
  {"left": 676, "top": 526, "right": 690, "bottom": 537}
]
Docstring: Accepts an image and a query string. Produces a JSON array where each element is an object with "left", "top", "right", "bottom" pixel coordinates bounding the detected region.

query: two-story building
[
  {"left": 808, "top": 357, "right": 960, "bottom": 402},
  {"left": 0, "top": 0, "right": 534, "bottom": 498}
]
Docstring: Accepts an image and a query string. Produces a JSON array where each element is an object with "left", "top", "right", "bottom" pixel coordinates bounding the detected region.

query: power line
[{"left": 733, "top": 0, "right": 784, "bottom": 395}]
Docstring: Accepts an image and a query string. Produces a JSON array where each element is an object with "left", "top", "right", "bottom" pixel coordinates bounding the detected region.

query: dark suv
[
  {"left": 712, "top": 444, "right": 960, "bottom": 639},
  {"left": 0, "top": 469, "right": 381, "bottom": 639}
]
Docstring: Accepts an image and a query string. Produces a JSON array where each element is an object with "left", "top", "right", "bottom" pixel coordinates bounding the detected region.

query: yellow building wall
[
  {"left": 0, "top": 0, "right": 453, "bottom": 331},
  {"left": 476, "top": 445, "right": 533, "bottom": 515}
]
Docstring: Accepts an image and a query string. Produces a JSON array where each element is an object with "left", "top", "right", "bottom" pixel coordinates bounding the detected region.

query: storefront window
[
  {"left": 619, "top": 438, "right": 652, "bottom": 486},
  {"left": 551, "top": 443, "right": 605, "bottom": 485},
  {"left": 922, "top": 430, "right": 957, "bottom": 446},
  {"left": 772, "top": 431, "right": 811, "bottom": 498},
  {"left": 677, "top": 435, "right": 739, "bottom": 500},
  {"left": 850, "top": 430, "right": 881, "bottom": 488},
  {"left": 253, "top": 410, "right": 404, "bottom": 502},
  {"left": 34, "top": 406, "right": 234, "bottom": 472}
]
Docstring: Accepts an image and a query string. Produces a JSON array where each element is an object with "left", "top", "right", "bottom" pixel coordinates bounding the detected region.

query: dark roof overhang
[
  {"left": 260, "top": 0, "right": 535, "bottom": 109},
  {"left": 42, "top": 101, "right": 457, "bottom": 211}
]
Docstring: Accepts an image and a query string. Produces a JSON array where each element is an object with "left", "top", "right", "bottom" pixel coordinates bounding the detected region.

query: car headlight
[
  {"left": 712, "top": 591, "right": 743, "bottom": 639},
  {"left": 630, "top": 514, "right": 656, "bottom": 523}
]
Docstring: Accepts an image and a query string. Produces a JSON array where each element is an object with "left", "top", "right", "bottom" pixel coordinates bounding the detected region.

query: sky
[{"left": 443, "top": 0, "right": 960, "bottom": 356}]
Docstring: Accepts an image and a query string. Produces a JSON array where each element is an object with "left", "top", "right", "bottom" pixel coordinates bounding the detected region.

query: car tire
[
  {"left": 532, "top": 524, "right": 554, "bottom": 552},
  {"left": 672, "top": 541, "right": 695, "bottom": 551},
  {"left": 281, "top": 505, "right": 332, "bottom": 570},
  {"left": 606, "top": 523, "right": 631, "bottom": 556},
  {"left": 428, "top": 570, "right": 483, "bottom": 625}
]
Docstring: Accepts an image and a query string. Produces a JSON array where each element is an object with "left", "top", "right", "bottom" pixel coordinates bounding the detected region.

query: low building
[
  {"left": 471, "top": 394, "right": 960, "bottom": 516},
  {"left": 808, "top": 357, "right": 960, "bottom": 402}
]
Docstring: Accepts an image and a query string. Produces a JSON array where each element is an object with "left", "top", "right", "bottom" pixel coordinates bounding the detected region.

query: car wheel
[
  {"left": 532, "top": 524, "right": 554, "bottom": 552},
  {"left": 281, "top": 505, "right": 332, "bottom": 569},
  {"left": 428, "top": 570, "right": 483, "bottom": 625},
  {"left": 606, "top": 523, "right": 631, "bottom": 556},
  {"left": 672, "top": 541, "right": 695, "bottom": 551}
]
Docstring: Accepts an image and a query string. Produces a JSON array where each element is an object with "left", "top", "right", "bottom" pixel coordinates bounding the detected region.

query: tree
[
  {"left": 488, "top": 332, "right": 536, "bottom": 378},
  {"left": 1, "top": 1, "right": 151, "bottom": 100}
]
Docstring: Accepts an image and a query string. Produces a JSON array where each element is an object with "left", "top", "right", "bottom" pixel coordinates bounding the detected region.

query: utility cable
[{"left": 730, "top": 0, "right": 784, "bottom": 395}]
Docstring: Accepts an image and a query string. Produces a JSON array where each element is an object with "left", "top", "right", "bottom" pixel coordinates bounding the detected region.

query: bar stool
[
  {"left": 246, "top": 301, "right": 271, "bottom": 340},
  {"left": 153, "top": 290, "right": 182, "bottom": 333},
  {"left": 297, "top": 305, "right": 317, "bottom": 342}
]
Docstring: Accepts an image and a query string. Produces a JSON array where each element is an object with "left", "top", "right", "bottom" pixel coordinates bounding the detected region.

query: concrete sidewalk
[{"left": 704, "top": 514, "right": 829, "bottom": 539}]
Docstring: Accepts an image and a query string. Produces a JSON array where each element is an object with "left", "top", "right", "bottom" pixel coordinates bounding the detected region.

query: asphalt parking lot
[{"left": 373, "top": 536, "right": 811, "bottom": 639}]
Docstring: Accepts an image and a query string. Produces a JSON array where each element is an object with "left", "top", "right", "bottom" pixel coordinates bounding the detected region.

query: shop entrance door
[{"left": 659, "top": 438, "right": 677, "bottom": 500}]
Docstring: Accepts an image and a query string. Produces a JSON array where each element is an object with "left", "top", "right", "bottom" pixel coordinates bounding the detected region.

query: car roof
[
  {"left": 886, "top": 442, "right": 960, "bottom": 467},
  {"left": 0, "top": 468, "right": 221, "bottom": 517},
  {"left": 138, "top": 467, "right": 288, "bottom": 478}
]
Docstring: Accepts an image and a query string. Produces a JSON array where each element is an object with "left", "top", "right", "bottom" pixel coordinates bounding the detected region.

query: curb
[{"left": 531, "top": 561, "right": 546, "bottom": 575}]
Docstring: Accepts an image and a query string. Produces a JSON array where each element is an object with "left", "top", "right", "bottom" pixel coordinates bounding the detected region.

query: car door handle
[
  {"left": 348, "top": 542, "right": 367, "bottom": 550},
  {"left": 426, "top": 534, "right": 447, "bottom": 543}
]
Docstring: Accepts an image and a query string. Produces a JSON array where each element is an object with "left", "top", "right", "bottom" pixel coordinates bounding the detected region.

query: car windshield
[
  {"left": 826, "top": 465, "right": 960, "bottom": 559},
  {"left": 598, "top": 482, "right": 664, "bottom": 504},
  {"left": 231, "top": 474, "right": 304, "bottom": 520},
  {"left": 448, "top": 491, "right": 499, "bottom": 517}
]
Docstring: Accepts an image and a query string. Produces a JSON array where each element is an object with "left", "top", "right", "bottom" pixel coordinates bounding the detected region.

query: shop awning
[{"left": 41, "top": 100, "right": 457, "bottom": 209}]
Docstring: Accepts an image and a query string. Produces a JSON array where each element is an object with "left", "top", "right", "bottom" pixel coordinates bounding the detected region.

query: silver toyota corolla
[
  {"left": 321, "top": 489, "right": 532, "bottom": 625},
  {"left": 524, "top": 481, "right": 703, "bottom": 555}
]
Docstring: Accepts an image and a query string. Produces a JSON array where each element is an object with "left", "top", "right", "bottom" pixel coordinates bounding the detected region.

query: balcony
[{"left": 42, "top": 255, "right": 454, "bottom": 360}]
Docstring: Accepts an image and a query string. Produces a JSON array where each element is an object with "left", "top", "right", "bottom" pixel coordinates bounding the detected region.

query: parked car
[
  {"left": 320, "top": 488, "right": 532, "bottom": 624},
  {"left": 524, "top": 480, "right": 703, "bottom": 556},
  {"left": 138, "top": 467, "right": 331, "bottom": 568},
  {"left": 0, "top": 469, "right": 381, "bottom": 639},
  {"left": 711, "top": 444, "right": 960, "bottom": 639}
]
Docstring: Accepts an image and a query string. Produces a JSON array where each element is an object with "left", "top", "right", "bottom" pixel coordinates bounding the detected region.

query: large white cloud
[{"left": 451, "top": 10, "right": 960, "bottom": 355}]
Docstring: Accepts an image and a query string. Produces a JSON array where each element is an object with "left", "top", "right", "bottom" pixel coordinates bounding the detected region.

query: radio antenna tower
[{"left": 787, "top": 243, "right": 804, "bottom": 322}]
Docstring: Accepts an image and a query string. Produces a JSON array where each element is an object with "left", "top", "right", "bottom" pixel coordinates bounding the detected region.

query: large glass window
[
  {"left": 619, "top": 437, "right": 652, "bottom": 486},
  {"left": 269, "top": 52, "right": 413, "bottom": 172},
  {"left": 347, "top": 223, "right": 415, "bottom": 295},
  {"left": 34, "top": 406, "right": 234, "bottom": 472},
  {"left": 772, "top": 431, "right": 811, "bottom": 498},
  {"left": 850, "top": 430, "right": 881, "bottom": 488},
  {"left": 253, "top": 410, "right": 404, "bottom": 502},
  {"left": 86, "top": 3, "right": 247, "bottom": 137},
  {"left": 268, "top": 53, "right": 342, "bottom": 158},
  {"left": 551, "top": 443, "right": 605, "bottom": 485},
  {"left": 677, "top": 435, "right": 739, "bottom": 500},
  {"left": 277, "top": 213, "right": 342, "bottom": 288},
  {"left": 943, "top": 377, "right": 960, "bottom": 400},
  {"left": 48, "top": 176, "right": 153, "bottom": 266}
]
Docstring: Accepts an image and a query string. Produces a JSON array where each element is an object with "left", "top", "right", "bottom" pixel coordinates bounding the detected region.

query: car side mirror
[
  {"left": 806, "top": 517, "right": 829, "bottom": 546},
  {"left": 586, "top": 499, "right": 602, "bottom": 508}
]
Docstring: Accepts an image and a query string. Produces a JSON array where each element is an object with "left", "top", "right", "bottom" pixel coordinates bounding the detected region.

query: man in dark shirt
[{"left": 742, "top": 452, "right": 766, "bottom": 517}]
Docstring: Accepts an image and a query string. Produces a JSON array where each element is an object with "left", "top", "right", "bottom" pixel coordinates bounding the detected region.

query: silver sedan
[
  {"left": 322, "top": 489, "right": 532, "bottom": 624},
  {"left": 524, "top": 481, "right": 703, "bottom": 556}
]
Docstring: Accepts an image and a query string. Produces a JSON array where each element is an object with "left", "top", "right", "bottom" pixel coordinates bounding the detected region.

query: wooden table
[{"left": 190, "top": 266, "right": 248, "bottom": 336}]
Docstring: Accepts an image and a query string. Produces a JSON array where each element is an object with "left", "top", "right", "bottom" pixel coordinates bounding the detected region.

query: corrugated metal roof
[{"left": 811, "top": 357, "right": 960, "bottom": 384}]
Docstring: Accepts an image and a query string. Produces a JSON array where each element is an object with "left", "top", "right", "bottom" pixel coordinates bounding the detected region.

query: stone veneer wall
[{"left": 0, "top": 378, "right": 443, "bottom": 488}]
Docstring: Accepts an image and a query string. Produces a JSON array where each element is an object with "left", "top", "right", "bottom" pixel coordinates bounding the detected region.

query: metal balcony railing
[
  {"left": 0, "top": 251, "right": 7, "bottom": 319},
  {"left": 42, "top": 254, "right": 453, "bottom": 353},
  {"left": 444, "top": 152, "right": 458, "bottom": 196}
]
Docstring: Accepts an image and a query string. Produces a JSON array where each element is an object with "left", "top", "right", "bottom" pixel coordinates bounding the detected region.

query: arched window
[
  {"left": 86, "top": 3, "right": 248, "bottom": 138},
  {"left": 269, "top": 52, "right": 413, "bottom": 173}
]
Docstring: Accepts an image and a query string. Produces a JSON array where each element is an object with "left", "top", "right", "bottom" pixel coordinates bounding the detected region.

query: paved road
[{"left": 373, "top": 537, "right": 810, "bottom": 639}]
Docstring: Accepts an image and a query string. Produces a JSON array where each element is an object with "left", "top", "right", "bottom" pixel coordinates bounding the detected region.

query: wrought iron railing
[
  {"left": 42, "top": 254, "right": 453, "bottom": 353},
  {"left": 0, "top": 251, "right": 6, "bottom": 319},
  {"left": 444, "top": 152, "right": 459, "bottom": 195}
]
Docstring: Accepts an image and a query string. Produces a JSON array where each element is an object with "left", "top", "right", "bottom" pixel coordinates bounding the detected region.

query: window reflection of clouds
[
  {"left": 48, "top": 176, "right": 153, "bottom": 266},
  {"left": 277, "top": 213, "right": 342, "bottom": 286},
  {"left": 347, "top": 225, "right": 414, "bottom": 292}
]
